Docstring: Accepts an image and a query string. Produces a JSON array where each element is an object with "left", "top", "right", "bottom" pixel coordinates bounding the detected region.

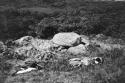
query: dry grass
[{"left": 0, "top": 47, "right": 124, "bottom": 83}]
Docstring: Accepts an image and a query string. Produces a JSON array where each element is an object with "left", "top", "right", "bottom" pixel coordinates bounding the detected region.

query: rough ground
[
  {"left": 0, "top": 33, "right": 125, "bottom": 83},
  {"left": 1, "top": 1, "right": 125, "bottom": 83}
]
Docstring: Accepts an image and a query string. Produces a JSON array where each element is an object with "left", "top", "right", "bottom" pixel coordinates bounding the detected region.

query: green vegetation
[{"left": 1, "top": 1, "right": 125, "bottom": 40}]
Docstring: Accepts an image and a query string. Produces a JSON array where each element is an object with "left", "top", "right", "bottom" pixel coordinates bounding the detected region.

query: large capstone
[{"left": 52, "top": 32, "right": 81, "bottom": 46}]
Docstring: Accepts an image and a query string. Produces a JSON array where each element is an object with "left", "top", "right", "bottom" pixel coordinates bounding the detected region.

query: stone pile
[
  {"left": 13, "top": 32, "right": 125, "bottom": 72},
  {"left": 14, "top": 32, "right": 91, "bottom": 58}
]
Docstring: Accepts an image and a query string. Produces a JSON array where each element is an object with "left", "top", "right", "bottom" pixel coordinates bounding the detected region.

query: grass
[
  {"left": 0, "top": 1, "right": 125, "bottom": 83},
  {"left": 19, "top": 7, "right": 64, "bottom": 14},
  {"left": 0, "top": 37, "right": 125, "bottom": 83},
  {"left": 0, "top": 44, "right": 124, "bottom": 83}
]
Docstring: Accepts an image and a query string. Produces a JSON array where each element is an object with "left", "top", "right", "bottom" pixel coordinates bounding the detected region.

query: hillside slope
[{"left": 0, "top": 33, "right": 125, "bottom": 83}]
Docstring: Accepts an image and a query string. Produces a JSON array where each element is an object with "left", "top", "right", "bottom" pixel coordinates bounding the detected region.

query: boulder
[
  {"left": 52, "top": 32, "right": 81, "bottom": 46},
  {"left": 14, "top": 37, "right": 60, "bottom": 61},
  {"left": 15, "top": 36, "right": 59, "bottom": 52},
  {"left": 67, "top": 44, "right": 86, "bottom": 55},
  {"left": 32, "top": 39, "right": 59, "bottom": 51}
]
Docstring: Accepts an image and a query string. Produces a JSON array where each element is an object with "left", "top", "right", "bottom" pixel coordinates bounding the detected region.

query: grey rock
[
  {"left": 67, "top": 44, "right": 87, "bottom": 55},
  {"left": 52, "top": 32, "right": 81, "bottom": 46}
]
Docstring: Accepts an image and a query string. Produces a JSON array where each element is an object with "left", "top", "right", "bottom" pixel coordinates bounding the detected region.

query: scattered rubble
[
  {"left": 12, "top": 32, "right": 125, "bottom": 74},
  {"left": 16, "top": 67, "right": 36, "bottom": 74},
  {"left": 69, "top": 58, "right": 82, "bottom": 66},
  {"left": 92, "top": 57, "right": 103, "bottom": 64},
  {"left": 69, "top": 57, "right": 103, "bottom": 66}
]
